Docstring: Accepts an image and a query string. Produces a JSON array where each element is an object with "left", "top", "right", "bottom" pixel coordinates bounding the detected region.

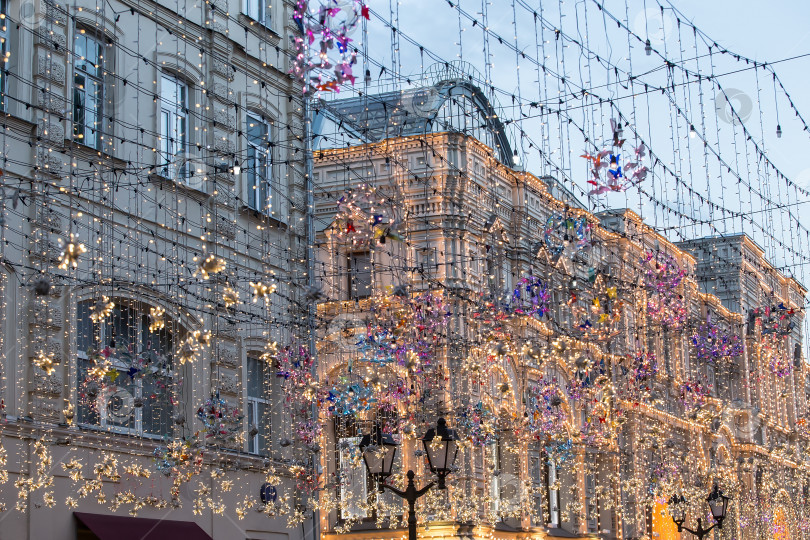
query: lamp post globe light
[
  {"left": 669, "top": 485, "right": 731, "bottom": 539},
  {"left": 360, "top": 418, "right": 459, "bottom": 540}
]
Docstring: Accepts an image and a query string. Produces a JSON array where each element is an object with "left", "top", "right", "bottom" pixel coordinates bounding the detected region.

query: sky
[
  {"left": 315, "top": 1, "right": 810, "bottom": 285},
  {"left": 672, "top": 0, "right": 810, "bottom": 185}
]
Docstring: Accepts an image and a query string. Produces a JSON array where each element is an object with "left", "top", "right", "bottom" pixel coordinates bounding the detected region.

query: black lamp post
[
  {"left": 669, "top": 485, "right": 731, "bottom": 539},
  {"left": 360, "top": 418, "right": 459, "bottom": 540}
]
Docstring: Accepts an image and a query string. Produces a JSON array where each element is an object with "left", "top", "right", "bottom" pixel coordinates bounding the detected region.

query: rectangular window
[
  {"left": 489, "top": 440, "right": 501, "bottom": 514},
  {"left": 73, "top": 30, "right": 105, "bottom": 149},
  {"left": 246, "top": 356, "right": 272, "bottom": 455},
  {"left": 159, "top": 75, "right": 187, "bottom": 181},
  {"left": 335, "top": 419, "right": 369, "bottom": 520},
  {"left": 244, "top": 0, "right": 270, "bottom": 26},
  {"left": 76, "top": 301, "right": 174, "bottom": 438},
  {"left": 246, "top": 114, "right": 276, "bottom": 215},
  {"left": 585, "top": 472, "right": 597, "bottom": 532},
  {"left": 348, "top": 252, "right": 371, "bottom": 299},
  {"left": 548, "top": 462, "right": 560, "bottom": 527}
]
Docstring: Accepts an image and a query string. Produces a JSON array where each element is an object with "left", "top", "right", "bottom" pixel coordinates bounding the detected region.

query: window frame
[
  {"left": 347, "top": 251, "right": 372, "bottom": 300},
  {"left": 72, "top": 27, "right": 106, "bottom": 149},
  {"left": 243, "top": 0, "right": 270, "bottom": 27},
  {"left": 547, "top": 461, "right": 560, "bottom": 527},
  {"left": 246, "top": 355, "right": 272, "bottom": 455},
  {"left": 489, "top": 439, "right": 502, "bottom": 514},
  {"left": 159, "top": 74, "right": 188, "bottom": 181},
  {"left": 76, "top": 300, "right": 174, "bottom": 439},
  {"left": 245, "top": 113, "right": 276, "bottom": 215},
  {"left": 334, "top": 418, "right": 370, "bottom": 521}
]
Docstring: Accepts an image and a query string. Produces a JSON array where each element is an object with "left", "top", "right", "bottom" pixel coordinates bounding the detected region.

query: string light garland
[{"left": 0, "top": 0, "right": 806, "bottom": 537}]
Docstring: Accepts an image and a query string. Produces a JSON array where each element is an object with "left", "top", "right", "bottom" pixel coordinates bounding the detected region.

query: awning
[{"left": 74, "top": 512, "right": 213, "bottom": 540}]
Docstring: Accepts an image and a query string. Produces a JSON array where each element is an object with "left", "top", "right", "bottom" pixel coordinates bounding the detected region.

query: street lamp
[
  {"left": 421, "top": 417, "right": 459, "bottom": 489},
  {"left": 668, "top": 494, "right": 687, "bottom": 530},
  {"left": 360, "top": 418, "right": 459, "bottom": 540},
  {"left": 669, "top": 485, "right": 731, "bottom": 539},
  {"left": 706, "top": 483, "right": 731, "bottom": 526},
  {"left": 359, "top": 430, "right": 398, "bottom": 492}
]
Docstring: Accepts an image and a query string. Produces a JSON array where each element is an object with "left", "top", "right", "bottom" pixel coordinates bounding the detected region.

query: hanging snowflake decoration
[
  {"left": 57, "top": 235, "right": 87, "bottom": 270},
  {"left": 511, "top": 276, "right": 550, "bottom": 319},
  {"left": 691, "top": 314, "right": 743, "bottom": 363},
  {"left": 584, "top": 119, "right": 648, "bottom": 195},
  {"left": 78, "top": 344, "right": 174, "bottom": 411},
  {"left": 196, "top": 393, "right": 244, "bottom": 444},
  {"left": 89, "top": 296, "right": 116, "bottom": 324},
  {"left": 321, "top": 381, "right": 377, "bottom": 416},
  {"left": 33, "top": 348, "right": 58, "bottom": 375},
  {"left": 333, "top": 183, "right": 401, "bottom": 247},
  {"left": 176, "top": 336, "right": 199, "bottom": 365},
  {"left": 456, "top": 401, "right": 497, "bottom": 447},
  {"left": 222, "top": 286, "right": 240, "bottom": 308},
  {"left": 679, "top": 379, "right": 711, "bottom": 411},
  {"left": 193, "top": 254, "right": 226, "bottom": 280},
  {"left": 250, "top": 281, "right": 277, "bottom": 304},
  {"left": 631, "top": 351, "right": 658, "bottom": 382},
  {"left": 355, "top": 326, "right": 400, "bottom": 365},
  {"left": 642, "top": 251, "right": 687, "bottom": 328},
  {"left": 277, "top": 345, "right": 315, "bottom": 404},
  {"left": 762, "top": 334, "right": 792, "bottom": 378},
  {"left": 525, "top": 378, "right": 569, "bottom": 444},
  {"left": 153, "top": 438, "right": 203, "bottom": 480},
  {"left": 148, "top": 306, "right": 166, "bottom": 332},
  {"left": 543, "top": 212, "right": 591, "bottom": 262},
  {"left": 620, "top": 351, "right": 658, "bottom": 404},
  {"left": 750, "top": 302, "right": 796, "bottom": 336},
  {"left": 291, "top": 0, "right": 369, "bottom": 94},
  {"left": 572, "top": 282, "right": 623, "bottom": 341}
]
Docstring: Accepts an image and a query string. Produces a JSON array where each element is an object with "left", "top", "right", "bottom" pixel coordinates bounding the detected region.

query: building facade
[
  {"left": 311, "top": 77, "right": 809, "bottom": 540},
  {"left": 0, "top": 0, "right": 313, "bottom": 538}
]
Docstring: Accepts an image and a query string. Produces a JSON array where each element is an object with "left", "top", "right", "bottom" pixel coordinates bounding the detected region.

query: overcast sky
[{"left": 317, "top": 1, "right": 810, "bottom": 280}]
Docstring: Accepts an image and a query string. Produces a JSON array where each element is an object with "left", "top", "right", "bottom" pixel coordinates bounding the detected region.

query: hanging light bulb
[
  {"left": 776, "top": 124, "right": 782, "bottom": 138},
  {"left": 512, "top": 149, "right": 522, "bottom": 169},
  {"left": 645, "top": 39, "right": 652, "bottom": 56},
  {"left": 364, "top": 69, "right": 372, "bottom": 84},
  {"left": 232, "top": 160, "right": 241, "bottom": 175},
  {"left": 689, "top": 124, "right": 696, "bottom": 138}
]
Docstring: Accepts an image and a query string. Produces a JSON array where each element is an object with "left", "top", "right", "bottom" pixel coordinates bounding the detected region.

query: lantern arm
[
  {"left": 380, "top": 478, "right": 434, "bottom": 501},
  {"left": 678, "top": 518, "right": 719, "bottom": 539}
]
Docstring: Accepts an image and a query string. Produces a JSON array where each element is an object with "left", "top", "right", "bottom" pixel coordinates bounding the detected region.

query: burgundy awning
[{"left": 74, "top": 511, "right": 213, "bottom": 540}]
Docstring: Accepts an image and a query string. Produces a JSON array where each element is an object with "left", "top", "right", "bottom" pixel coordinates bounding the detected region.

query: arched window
[{"left": 76, "top": 299, "right": 177, "bottom": 437}]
